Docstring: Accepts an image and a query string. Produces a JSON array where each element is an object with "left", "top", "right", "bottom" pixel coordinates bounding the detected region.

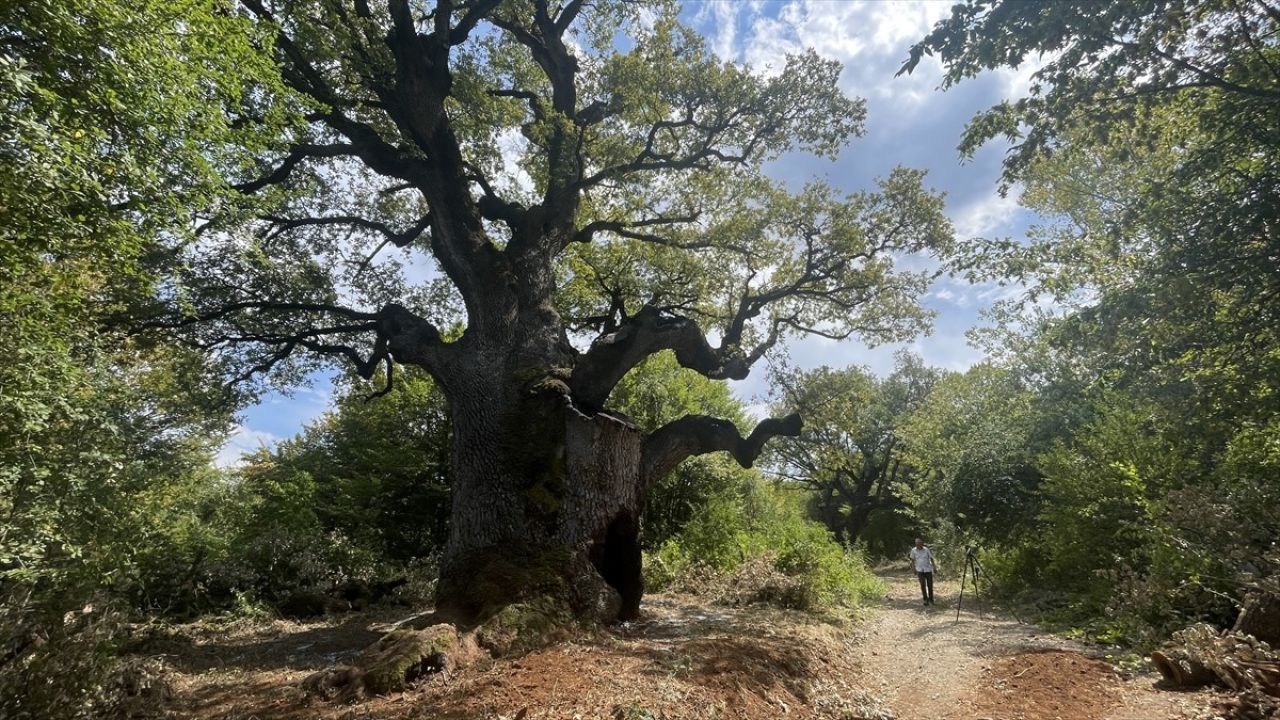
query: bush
[
  {"left": 769, "top": 514, "right": 882, "bottom": 609},
  {"left": 643, "top": 479, "right": 882, "bottom": 611},
  {"left": 0, "top": 594, "right": 132, "bottom": 720}
]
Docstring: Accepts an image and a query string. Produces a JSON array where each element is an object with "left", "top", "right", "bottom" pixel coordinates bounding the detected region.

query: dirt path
[{"left": 854, "top": 567, "right": 1208, "bottom": 720}]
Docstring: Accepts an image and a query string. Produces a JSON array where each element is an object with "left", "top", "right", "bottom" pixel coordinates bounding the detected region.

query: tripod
[
  {"left": 954, "top": 546, "right": 984, "bottom": 622},
  {"left": 954, "top": 546, "right": 1023, "bottom": 623}
]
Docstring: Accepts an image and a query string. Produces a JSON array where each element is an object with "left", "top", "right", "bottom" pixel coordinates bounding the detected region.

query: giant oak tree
[{"left": 147, "top": 0, "right": 954, "bottom": 627}]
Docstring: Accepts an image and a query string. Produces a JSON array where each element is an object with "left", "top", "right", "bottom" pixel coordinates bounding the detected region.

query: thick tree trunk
[
  {"left": 433, "top": 386, "right": 646, "bottom": 633},
  {"left": 846, "top": 502, "right": 875, "bottom": 543}
]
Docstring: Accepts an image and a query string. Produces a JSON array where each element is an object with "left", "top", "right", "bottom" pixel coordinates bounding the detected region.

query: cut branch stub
[{"left": 1234, "top": 592, "right": 1280, "bottom": 645}]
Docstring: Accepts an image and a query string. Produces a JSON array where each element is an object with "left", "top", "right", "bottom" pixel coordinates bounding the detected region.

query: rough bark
[
  {"left": 426, "top": 363, "right": 801, "bottom": 635},
  {"left": 433, "top": 384, "right": 647, "bottom": 628}
]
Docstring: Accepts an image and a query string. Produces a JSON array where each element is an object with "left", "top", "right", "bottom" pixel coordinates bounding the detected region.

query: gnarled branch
[
  {"left": 141, "top": 300, "right": 450, "bottom": 382},
  {"left": 571, "top": 213, "right": 702, "bottom": 246},
  {"left": 641, "top": 413, "right": 803, "bottom": 490},
  {"left": 263, "top": 214, "right": 431, "bottom": 249},
  {"left": 568, "top": 306, "right": 749, "bottom": 410},
  {"left": 234, "top": 144, "right": 357, "bottom": 193}
]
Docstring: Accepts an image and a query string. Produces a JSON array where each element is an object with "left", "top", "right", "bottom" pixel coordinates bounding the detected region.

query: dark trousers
[{"left": 917, "top": 571, "right": 934, "bottom": 602}]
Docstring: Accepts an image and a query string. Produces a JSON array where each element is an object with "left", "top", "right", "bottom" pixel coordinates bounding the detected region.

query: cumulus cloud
[
  {"left": 215, "top": 424, "right": 281, "bottom": 469},
  {"left": 953, "top": 188, "right": 1026, "bottom": 239},
  {"left": 932, "top": 287, "right": 966, "bottom": 307},
  {"left": 694, "top": 0, "right": 745, "bottom": 61},
  {"left": 706, "top": 1, "right": 951, "bottom": 102}
]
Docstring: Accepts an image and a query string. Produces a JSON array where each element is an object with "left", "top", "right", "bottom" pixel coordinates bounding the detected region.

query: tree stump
[{"left": 1235, "top": 592, "right": 1280, "bottom": 646}]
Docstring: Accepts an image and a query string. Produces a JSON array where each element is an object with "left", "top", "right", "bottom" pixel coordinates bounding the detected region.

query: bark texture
[{"left": 434, "top": 387, "right": 647, "bottom": 627}]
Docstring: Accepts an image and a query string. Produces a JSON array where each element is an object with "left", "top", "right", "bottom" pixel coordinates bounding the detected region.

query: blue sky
[{"left": 217, "top": 0, "right": 1041, "bottom": 466}]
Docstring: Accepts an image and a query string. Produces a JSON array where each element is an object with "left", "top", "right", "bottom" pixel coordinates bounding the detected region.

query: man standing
[{"left": 910, "top": 538, "right": 937, "bottom": 606}]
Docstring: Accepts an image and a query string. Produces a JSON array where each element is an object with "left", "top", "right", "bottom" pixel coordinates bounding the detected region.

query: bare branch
[
  {"left": 263, "top": 213, "right": 431, "bottom": 248},
  {"left": 364, "top": 355, "right": 397, "bottom": 401},
  {"left": 572, "top": 213, "right": 701, "bottom": 245},
  {"left": 554, "top": 0, "right": 586, "bottom": 33},
  {"left": 569, "top": 306, "right": 750, "bottom": 410},
  {"left": 141, "top": 301, "right": 378, "bottom": 330},
  {"left": 449, "top": 0, "right": 504, "bottom": 45},
  {"left": 490, "top": 1, "right": 584, "bottom": 240},
  {"left": 142, "top": 300, "right": 450, "bottom": 381},
  {"left": 641, "top": 413, "right": 803, "bottom": 489},
  {"left": 234, "top": 144, "right": 356, "bottom": 193}
]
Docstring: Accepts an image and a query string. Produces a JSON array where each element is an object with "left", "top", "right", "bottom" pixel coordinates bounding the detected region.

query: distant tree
[
  {"left": 248, "top": 370, "right": 454, "bottom": 563},
  {"left": 899, "top": 363, "right": 1043, "bottom": 542},
  {"left": 141, "top": 0, "right": 955, "bottom": 628},
  {"left": 767, "top": 354, "right": 940, "bottom": 549}
]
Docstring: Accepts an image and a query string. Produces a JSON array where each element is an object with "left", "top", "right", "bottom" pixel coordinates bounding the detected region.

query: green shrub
[
  {"left": 643, "top": 479, "right": 882, "bottom": 611},
  {"left": 0, "top": 594, "right": 131, "bottom": 720},
  {"left": 770, "top": 516, "right": 882, "bottom": 609}
]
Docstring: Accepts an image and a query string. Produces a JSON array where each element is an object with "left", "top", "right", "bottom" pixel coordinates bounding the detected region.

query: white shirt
[{"left": 910, "top": 546, "right": 935, "bottom": 573}]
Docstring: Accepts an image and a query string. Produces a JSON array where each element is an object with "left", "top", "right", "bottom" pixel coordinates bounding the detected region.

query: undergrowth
[{"left": 644, "top": 480, "right": 883, "bottom": 612}]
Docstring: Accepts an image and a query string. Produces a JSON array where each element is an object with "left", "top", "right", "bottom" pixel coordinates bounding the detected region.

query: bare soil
[
  {"left": 134, "top": 568, "right": 1217, "bottom": 719},
  {"left": 143, "top": 598, "right": 877, "bottom": 720},
  {"left": 856, "top": 567, "right": 1211, "bottom": 720}
]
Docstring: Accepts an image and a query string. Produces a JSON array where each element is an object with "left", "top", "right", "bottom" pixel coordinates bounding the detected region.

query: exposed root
[
  {"left": 474, "top": 599, "right": 575, "bottom": 657},
  {"left": 302, "top": 624, "right": 479, "bottom": 701},
  {"left": 301, "top": 597, "right": 589, "bottom": 702}
]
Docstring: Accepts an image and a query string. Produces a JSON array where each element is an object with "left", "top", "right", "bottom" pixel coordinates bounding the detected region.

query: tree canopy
[{"left": 143, "top": 0, "right": 953, "bottom": 413}]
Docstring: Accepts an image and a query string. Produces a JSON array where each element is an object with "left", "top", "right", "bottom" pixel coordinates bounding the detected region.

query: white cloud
[
  {"left": 996, "top": 49, "right": 1055, "bottom": 101},
  {"left": 740, "top": 16, "right": 803, "bottom": 75},
  {"left": 976, "top": 280, "right": 1027, "bottom": 304},
  {"left": 496, "top": 128, "right": 536, "bottom": 200},
  {"left": 215, "top": 424, "right": 281, "bottom": 469},
  {"left": 725, "top": 1, "right": 951, "bottom": 104},
  {"left": 932, "top": 287, "right": 965, "bottom": 307},
  {"left": 695, "top": 0, "right": 743, "bottom": 61},
  {"left": 952, "top": 188, "right": 1024, "bottom": 239}
]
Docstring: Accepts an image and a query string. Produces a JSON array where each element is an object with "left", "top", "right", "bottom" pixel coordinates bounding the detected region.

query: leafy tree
[
  {"left": 898, "top": 363, "right": 1044, "bottom": 544},
  {"left": 901, "top": 0, "right": 1280, "bottom": 188},
  {"left": 1032, "top": 396, "right": 1193, "bottom": 620},
  {"left": 767, "top": 354, "right": 940, "bottom": 553},
  {"left": 140, "top": 0, "right": 955, "bottom": 626},
  {"left": 1, "top": 3, "right": 290, "bottom": 713},
  {"left": 902, "top": 1, "right": 1280, "bottom": 640},
  {"left": 904, "top": 0, "right": 1279, "bottom": 424},
  {"left": 1, "top": 0, "right": 292, "bottom": 587},
  {"left": 258, "top": 370, "right": 453, "bottom": 563}
]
